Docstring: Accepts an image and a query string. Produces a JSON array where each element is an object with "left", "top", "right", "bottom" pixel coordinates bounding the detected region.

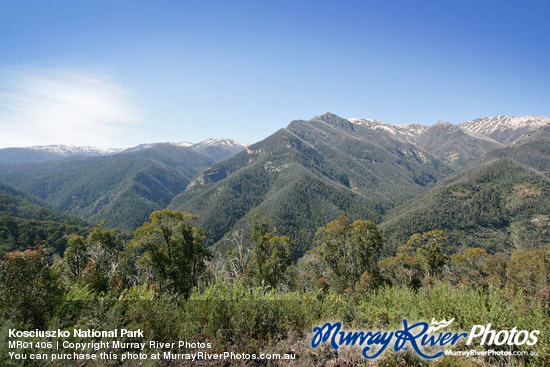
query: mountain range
[
  {"left": 168, "top": 114, "right": 549, "bottom": 255},
  {"left": 0, "top": 114, "right": 548, "bottom": 257},
  {"left": 0, "top": 138, "right": 246, "bottom": 164},
  {"left": 0, "top": 139, "right": 246, "bottom": 230}
]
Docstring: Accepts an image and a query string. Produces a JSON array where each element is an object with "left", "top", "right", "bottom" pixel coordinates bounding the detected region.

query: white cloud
[{"left": 0, "top": 67, "right": 142, "bottom": 148}]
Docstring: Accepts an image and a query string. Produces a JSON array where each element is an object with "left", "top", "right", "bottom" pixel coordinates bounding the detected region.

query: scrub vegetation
[{"left": 1, "top": 211, "right": 548, "bottom": 366}]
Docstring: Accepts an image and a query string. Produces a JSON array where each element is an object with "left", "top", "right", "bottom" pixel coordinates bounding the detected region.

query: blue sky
[{"left": 1, "top": 0, "right": 549, "bottom": 148}]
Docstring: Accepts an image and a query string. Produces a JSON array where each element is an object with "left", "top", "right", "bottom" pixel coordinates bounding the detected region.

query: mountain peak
[
  {"left": 313, "top": 112, "right": 342, "bottom": 120},
  {"left": 312, "top": 112, "right": 355, "bottom": 132},
  {"left": 192, "top": 138, "right": 247, "bottom": 149},
  {"left": 189, "top": 138, "right": 247, "bottom": 161}
]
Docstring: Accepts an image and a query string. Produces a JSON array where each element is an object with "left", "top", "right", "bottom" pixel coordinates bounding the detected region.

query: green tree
[
  {"left": 132, "top": 210, "right": 211, "bottom": 297},
  {"left": 249, "top": 217, "right": 293, "bottom": 288},
  {"left": 450, "top": 248, "right": 491, "bottom": 287},
  {"left": 508, "top": 245, "right": 550, "bottom": 296},
  {"left": 379, "top": 243, "right": 424, "bottom": 289},
  {"left": 0, "top": 245, "right": 62, "bottom": 328},
  {"left": 68, "top": 227, "right": 124, "bottom": 293},
  {"left": 295, "top": 249, "right": 327, "bottom": 292},
  {"left": 64, "top": 234, "right": 88, "bottom": 278},
  {"left": 317, "top": 216, "right": 384, "bottom": 291},
  {"left": 408, "top": 230, "right": 449, "bottom": 277}
]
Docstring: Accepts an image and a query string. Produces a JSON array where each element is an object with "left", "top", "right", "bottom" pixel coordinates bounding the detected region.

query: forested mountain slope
[
  {"left": 170, "top": 113, "right": 453, "bottom": 255},
  {"left": 0, "top": 144, "right": 220, "bottom": 230},
  {"left": 381, "top": 154, "right": 550, "bottom": 255},
  {"left": 414, "top": 122, "right": 503, "bottom": 168},
  {"left": 0, "top": 182, "right": 89, "bottom": 255}
]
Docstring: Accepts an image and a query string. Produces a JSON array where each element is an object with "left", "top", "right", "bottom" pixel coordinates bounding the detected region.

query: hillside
[
  {"left": 0, "top": 183, "right": 89, "bottom": 256},
  {"left": 381, "top": 156, "right": 550, "bottom": 255},
  {"left": 478, "top": 125, "right": 550, "bottom": 177},
  {"left": 414, "top": 122, "right": 503, "bottom": 168}
]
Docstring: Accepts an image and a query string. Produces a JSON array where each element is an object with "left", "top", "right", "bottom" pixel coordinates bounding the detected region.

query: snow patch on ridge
[
  {"left": 347, "top": 118, "right": 429, "bottom": 137},
  {"left": 28, "top": 145, "right": 122, "bottom": 156},
  {"left": 192, "top": 138, "right": 247, "bottom": 149},
  {"left": 460, "top": 115, "right": 550, "bottom": 135}
]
